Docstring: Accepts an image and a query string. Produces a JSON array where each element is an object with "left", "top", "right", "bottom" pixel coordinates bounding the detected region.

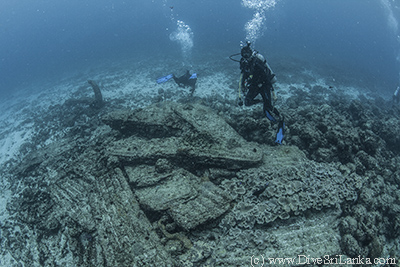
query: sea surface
[{"left": 1, "top": 0, "right": 399, "bottom": 99}]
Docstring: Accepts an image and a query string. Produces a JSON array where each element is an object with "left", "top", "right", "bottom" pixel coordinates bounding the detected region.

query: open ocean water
[{"left": 0, "top": 0, "right": 399, "bottom": 99}]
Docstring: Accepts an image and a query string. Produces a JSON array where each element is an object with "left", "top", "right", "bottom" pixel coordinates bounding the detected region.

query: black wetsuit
[
  {"left": 173, "top": 70, "right": 196, "bottom": 94},
  {"left": 240, "top": 53, "right": 281, "bottom": 123}
]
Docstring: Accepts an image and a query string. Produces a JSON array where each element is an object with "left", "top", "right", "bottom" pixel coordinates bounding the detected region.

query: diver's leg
[
  {"left": 261, "top": 85, "right": 286, "bottom": 144},
  {"left": 244, "top": 86, "right": 262, "bottom": 106},
  {"left": 260, "top": 86, "right": 279, "bottom": 123},
  {"left": 173, "top": 75, "right": 181, "bottom": 87}
]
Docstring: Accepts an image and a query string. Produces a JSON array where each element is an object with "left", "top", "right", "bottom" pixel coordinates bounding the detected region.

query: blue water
[{"left": 1, "top": 0, "right": 399, "bottom": 98}]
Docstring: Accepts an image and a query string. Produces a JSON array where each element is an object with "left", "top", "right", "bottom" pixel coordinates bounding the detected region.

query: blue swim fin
[
  {"left": 265, "top": 110, "right": 277, "bottom": 123},
  {"left": 156, "top": 74, "right": 173, "bottom": 84},
  {"left": 275, "top": 121, "right": 285, "bottom": 144}
]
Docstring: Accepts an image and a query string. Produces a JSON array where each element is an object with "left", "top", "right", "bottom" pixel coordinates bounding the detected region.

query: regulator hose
[{"left": 229, "top": 53, "right": 241, "bottom": 62}]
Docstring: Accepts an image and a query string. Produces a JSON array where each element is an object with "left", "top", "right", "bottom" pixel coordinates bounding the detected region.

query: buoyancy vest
[{"left": 240, "top": 52, "right": 276, "bottom": 87}]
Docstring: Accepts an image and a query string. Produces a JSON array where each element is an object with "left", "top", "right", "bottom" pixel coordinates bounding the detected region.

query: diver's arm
[
  {"left": 272, "top": 90, "right": 277, "bottom": 102},
  {"left": 271, "top": 85, "right": 277, "bottom": 102},
  {"left": 239, "top": 73, "right": 244, "bottom": 91},
  {"left": 238, "top": 73, "right": 244, "bottom": 106}
]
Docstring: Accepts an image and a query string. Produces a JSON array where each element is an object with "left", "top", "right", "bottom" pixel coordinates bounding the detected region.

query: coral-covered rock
[
  {"left": 104, "top": 102, "right": 263, "bottom": 170},
  {"left": 3, "top": 94, "right": 400, "bottom": 266}
]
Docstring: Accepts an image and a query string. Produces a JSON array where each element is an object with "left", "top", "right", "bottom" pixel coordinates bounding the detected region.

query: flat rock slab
[
  {"left": 125, "top": 164, "right": 168, "bottom": 187},
  {"left": 104, "top": 102, "right": 263, "bottom": 170},
  {"left": 133, "top": 168, "right": 199, "bottom": 211},
  {"left": 103, "top": 102, "right": 239, "bottom": 142},
  {"left": 168, "top": 181, "right": 232, "bottom": 231},
  {"left": 130, "top": 167, "right": 232, "bottom": 230}
]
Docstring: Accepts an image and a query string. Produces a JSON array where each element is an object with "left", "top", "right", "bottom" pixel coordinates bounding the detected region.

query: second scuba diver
[
  {"left": 237, "top": 41, "right": 285, "bottom": 144},
  {"left": 173, "top": 70, "right": 197, "bottom": 95},
  {"left": 156, "top": 70, "right": 197, "bottom": 95}
]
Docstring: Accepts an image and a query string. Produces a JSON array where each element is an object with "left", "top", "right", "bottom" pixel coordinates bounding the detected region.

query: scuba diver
[
  {"left": 173, "top": 70, "right": 197, "bottom": 94},
  {"left": 236, "top": 41, "right": 285, "bottom": 144},
  {"left": 157, "top": 70, "right": 197, "bottom": 95}
]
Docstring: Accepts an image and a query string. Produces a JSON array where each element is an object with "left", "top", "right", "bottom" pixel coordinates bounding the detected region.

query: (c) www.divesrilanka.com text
[{"left": 250, "top": 254, "right": 397, "bottom": 266}]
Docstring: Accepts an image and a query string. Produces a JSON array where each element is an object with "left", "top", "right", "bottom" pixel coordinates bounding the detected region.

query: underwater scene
[{"left": 0, "top": 0, "right": 400, "bottom": 266}]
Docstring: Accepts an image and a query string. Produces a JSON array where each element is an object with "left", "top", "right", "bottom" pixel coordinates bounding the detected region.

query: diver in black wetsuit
[
  {"left": 173, "top": 70, "right": 197, "bottom": 95},
  {"left": 156, "top": 70, "right": 197, "bottom": 95},
  {"left": 238, "top": 41, "right": 285, "bottom": 144}
]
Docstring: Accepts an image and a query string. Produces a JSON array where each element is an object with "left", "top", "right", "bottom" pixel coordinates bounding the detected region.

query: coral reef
[
  {"left": 1, "top": 82, "right": 400, "bottom": 266},
  {"left": 222, "top": 82, "right": 400, "bottom": 262}
]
